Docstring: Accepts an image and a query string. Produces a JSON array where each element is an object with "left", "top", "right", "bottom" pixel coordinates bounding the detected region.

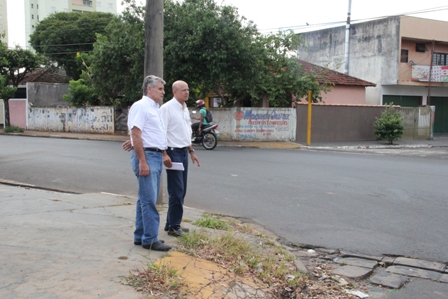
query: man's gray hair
[{"left": 142, "top": 75, "right": 166, "bottom": 96}]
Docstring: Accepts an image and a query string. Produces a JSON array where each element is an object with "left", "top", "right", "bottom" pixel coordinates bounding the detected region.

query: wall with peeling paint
[
  {"left": 28, "top": 106, "right": 114, "bottom": 134},
  {"left": 190, "top": 108, "right": 297, "bottom": 141}
]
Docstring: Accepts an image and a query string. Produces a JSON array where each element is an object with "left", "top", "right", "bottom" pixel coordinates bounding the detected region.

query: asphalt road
[{"left": 1, "top": 135, "right": 448, "bottom": 264}]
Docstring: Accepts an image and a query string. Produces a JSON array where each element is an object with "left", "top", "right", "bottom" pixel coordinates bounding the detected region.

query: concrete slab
[
  {"left": 339, "top": 251, "right": 383, "bottom": 261},
  {"left": 0, "top": 184, "right": 204, "bottom": 299},
  {"left": 394, "top": 257, "right": 446, "bottom": 272},
  {"left": 369, "top": 270, "right": 409, "bottom": 289},
  {"left": 331, "top": 265, "right": 373, "bottom": 279},
  {"left": 387, "top": 265, "right": 442, "bottom": 281},
  {"left": 440, "top": 274, "right": 448, "bottom": 283},
  {"left": 337, "top": 257, "right": 378, "bottom": 269}
]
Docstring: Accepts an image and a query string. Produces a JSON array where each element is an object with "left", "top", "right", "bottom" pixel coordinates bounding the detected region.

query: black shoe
[
  {"left": 142, "top": 241, "right": 172, "bottom": 251},
  {"left": 134, "top": 240, "right": 164, "bottom": 245},
  {"left": 164, "top": 226, "right": 190, "bottom": 232},
  {"left": 168, "top": 228, "right": 187, "bottom": 237}
]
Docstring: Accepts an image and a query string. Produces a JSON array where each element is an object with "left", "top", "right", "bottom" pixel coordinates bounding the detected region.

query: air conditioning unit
[{"left": 416, "top": 43, "right": 426, "bottom": 52}]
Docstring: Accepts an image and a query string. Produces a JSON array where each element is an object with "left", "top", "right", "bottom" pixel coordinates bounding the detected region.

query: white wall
[
  {"left": 28, "top": 106, "right": 114, "bottom": 133},
  {"left": 195, "top": 108, "right": 296, "bottom": 141}
]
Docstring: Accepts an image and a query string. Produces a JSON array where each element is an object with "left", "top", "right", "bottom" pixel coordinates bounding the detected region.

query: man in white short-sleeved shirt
[{"left": 127, "top": 75, "right": 172, "bottom": 252}]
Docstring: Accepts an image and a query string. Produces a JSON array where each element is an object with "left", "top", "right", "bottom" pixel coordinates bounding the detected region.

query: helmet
[{"left": 196, "top": 99, "right": 205, "bottom": 107}]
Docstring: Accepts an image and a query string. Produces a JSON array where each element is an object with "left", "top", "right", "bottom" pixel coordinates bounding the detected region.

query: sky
[{"left": 6, "top": 0, "right": 448, "bottom": 48}]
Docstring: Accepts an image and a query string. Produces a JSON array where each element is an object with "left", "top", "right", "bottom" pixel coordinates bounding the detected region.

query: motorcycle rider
[{"left": 191, "top": 99, "right": 209, "bottom": 138}]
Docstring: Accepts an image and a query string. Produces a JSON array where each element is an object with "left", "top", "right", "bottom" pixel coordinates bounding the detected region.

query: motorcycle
[{"left": 191, "top": 123, "right": 219, "bottom": 150}]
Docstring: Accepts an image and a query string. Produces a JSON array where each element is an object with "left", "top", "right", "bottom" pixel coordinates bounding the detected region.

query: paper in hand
[{"left": 163, "top": 162, "right": 184, "bottom": 171}]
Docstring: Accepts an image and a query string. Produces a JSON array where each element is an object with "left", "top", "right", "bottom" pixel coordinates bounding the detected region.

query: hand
[
  {"left": 163, "top": 154, "right": 173, "bottom": 169},
  {"left": 139, "top": 162, "right": 150, "bottom": 176},
  {"left": 190, "top": 153, "right": 201, "bottom": 167},
  {"left": 122, "top": 140, "right": 132, "bottom": 151}
]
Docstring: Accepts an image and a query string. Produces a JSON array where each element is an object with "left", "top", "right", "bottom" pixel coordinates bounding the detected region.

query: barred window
[{"left": 433, "top": 53, "right": 447, "bottom": 66}]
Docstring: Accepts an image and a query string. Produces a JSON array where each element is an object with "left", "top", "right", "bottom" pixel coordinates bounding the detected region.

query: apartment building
[
  {"left": 24, "top": 0, "right": 117, "bottom": 49},
  {"left": 298, "top": 16, "right": 448, "bottom": 133},
  {"left": 0, "top": 0, "right": 7, "bottom": 45}
]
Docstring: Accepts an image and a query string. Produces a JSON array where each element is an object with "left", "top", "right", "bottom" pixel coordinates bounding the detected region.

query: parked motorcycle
[{"left": 191, "top": 123, "right": 219, "bottom": 150}]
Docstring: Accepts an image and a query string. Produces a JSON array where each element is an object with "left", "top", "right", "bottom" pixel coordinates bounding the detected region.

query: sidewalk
[{"left": 3, "top": 129, "right": 448, "bottom": 149}]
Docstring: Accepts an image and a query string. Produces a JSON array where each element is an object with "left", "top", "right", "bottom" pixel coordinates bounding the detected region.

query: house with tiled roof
[
  {"left": 298, "top": 16, "right": 448, "bottom": 133},
  {"left": 297, "top": 60, "right": 375, "bottom": 105}
]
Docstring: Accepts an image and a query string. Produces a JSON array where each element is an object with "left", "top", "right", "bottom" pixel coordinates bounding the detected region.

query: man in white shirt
[
  {"left": 127, "top": 75, "right": 172, "bottom": 251},
  {"left": 160, "top": 80, "right": 200, "bottom": 237}
]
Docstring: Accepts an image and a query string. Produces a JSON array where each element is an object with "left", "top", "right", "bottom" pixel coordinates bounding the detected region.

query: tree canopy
[
  {"left": 29, "top": 12, "right": 116, "bottom": 80},
  {"left": 0, "top": 42, "right": 43, "bottom": 126},
  {"left": 60, "top": 0, "right": 326, "bottom": 107}
]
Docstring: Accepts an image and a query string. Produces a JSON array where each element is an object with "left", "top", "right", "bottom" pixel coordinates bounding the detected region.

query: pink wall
[
  {"left": 9, "top": 99, "right": 27, "bottom": 129},
  {"left": 320, "top": 86, "right": 366, "bottom": 104}
]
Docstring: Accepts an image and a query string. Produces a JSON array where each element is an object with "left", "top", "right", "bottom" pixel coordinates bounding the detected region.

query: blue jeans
[
  {"left": 130, "top": 150, "right": 162, "bottom": 245},
  {"left": 165, "top": 148, "right": 189, "bottom": 231}
]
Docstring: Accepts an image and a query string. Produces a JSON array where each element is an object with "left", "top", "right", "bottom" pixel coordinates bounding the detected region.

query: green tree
[
  {"left": 29, "top": 12, "right": 115, "bottom": 80},
  {"left": 374, "top": 104, "right": 404, "bottom": 144},
  {"left": 67, "top": 0, "right": 324, "bottom": 107},
  {"left": 0, "top": 42, "right": 43, "bottom": 126}
]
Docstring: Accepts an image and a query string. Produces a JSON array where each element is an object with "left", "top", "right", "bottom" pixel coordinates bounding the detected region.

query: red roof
[{"left": 298, "top": 60, "right": 376, "bottom": 87}]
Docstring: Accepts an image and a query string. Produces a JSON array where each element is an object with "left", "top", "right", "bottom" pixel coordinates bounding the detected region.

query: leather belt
[
  {"left": 144, "top": 148, "right": 164, "bottom": 152},
  {"left": 168, "top": 147, "right": 187, "bottom": 151}
]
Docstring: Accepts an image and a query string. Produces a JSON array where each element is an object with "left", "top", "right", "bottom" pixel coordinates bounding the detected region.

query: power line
[{"left": 258, "top": 5, "right": 448, "bottom": 33}]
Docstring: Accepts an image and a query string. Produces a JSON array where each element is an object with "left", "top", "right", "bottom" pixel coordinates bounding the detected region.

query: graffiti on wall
[
  {"left": 233, "top": 109, "right": 294, "bottom": 140},
  {"left": 28, "top": 106, "right": 114, "bottom": 133}
]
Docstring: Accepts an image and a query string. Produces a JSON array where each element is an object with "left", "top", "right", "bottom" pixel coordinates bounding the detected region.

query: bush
[
  {"left": 373, "top": 104, "right": 404, "bottom": 144},
  {"left": 5, "top": 125, "right": 24, "bottom": 133}
]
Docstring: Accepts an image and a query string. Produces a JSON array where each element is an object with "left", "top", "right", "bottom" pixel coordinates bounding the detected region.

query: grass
[
  {"left": 5, "top": 125, "right": 24, "bottom": 133},
  {"left": 125, "top": 214, "right": 353, "bottom": 298},
  {"left": 123, "top": 261, "right": 188, "bottom": 299}
]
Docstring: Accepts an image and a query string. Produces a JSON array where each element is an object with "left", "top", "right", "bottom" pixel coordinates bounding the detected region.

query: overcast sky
[{"left": 6, "top": 0, "right": 448, "bottom": 48}]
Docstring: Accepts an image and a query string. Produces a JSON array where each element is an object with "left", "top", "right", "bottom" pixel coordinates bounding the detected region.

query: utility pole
[
  {"left": 144, "top": 0, "right": 165, "bottom": 204},
  {"left": 144, "top": 0, "right": 164, "bottom": 78},
  {"left": 427, "top": 40, "right": 435, "bottom": 106},
  {"left": 344, "top": 0, "right": 352, "bottom": 75}
]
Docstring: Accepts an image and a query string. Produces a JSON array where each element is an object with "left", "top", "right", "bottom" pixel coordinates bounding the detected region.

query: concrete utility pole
[
  {"left": 144, "top": 0, "right": 164, "bottom": 78},
  {"left": 144, "top": 0, "right": 165, "bottom": 204},
  {"left": 344, "top": 0, "right": 352, "bottom": 75}
]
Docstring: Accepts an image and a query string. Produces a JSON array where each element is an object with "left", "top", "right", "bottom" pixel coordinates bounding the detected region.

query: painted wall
[
  {"left": 9, "top": 99, "right": 27, "bottom": 129},
  {"left": 0, "top": 99, "right": 4, "bottom": 127},
  {"left": 28, "top": 106, "right": 114, "bottom": 134},
  {"left": 191, "top": 108, "right": 296, "bottom": 141},
  {"left": 320, "top": 86, "right": 367, "bottom": 104},
  {"left": 295, "top": 103, "right": 432, "bottom": 142}
]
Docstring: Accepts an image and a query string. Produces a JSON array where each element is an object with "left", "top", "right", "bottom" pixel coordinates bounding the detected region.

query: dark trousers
[{"left": 165, "top": 147, "right": 189, "bottom": 231}]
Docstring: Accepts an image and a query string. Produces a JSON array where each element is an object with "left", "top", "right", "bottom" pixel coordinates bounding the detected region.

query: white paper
[{"left": 163, "top": 162, "right": 184, "bottom": 171}]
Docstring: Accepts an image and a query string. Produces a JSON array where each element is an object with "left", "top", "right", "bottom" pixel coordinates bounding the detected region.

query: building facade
[
  {"left": 24, "top": 0, "right": 117, "bottom": 49},
  {"left": 298, "top": 16, "right": 448, "bottom": 133},
  {"left": 0, "top": 0, "right": 7, "bottom": 45}
]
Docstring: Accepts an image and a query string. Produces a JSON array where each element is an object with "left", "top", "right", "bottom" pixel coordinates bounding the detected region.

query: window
[
  {"left": 83, "top": 0, "right": 93, "bottom": 7},
  {"left": 433, "top": 53, "right": 447, "bottom": 66},
  {"left": 37, "top": 15, "right": 39, "bottom": 21},
  {"left": 97, "top": 2, "right": 102, "bottom": 7},
  {"left": 51, "top": 7, "right": 56, "bottom": 13},
  {"left": 400, "top": 49, "right": 408, "bottom": 63},
  {"left": 31, "top": 4, "right": 33, "bottom": 8},
  {"left": 108, "top": 3, "right": 113, "bottom": 9},
  {"left": 32, "top": 14, "right": 34, "bottom": 19}
]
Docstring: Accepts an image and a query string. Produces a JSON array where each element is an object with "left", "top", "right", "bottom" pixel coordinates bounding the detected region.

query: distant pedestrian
[
  {"left": 160, "top": 80, "right": 200, "bottom": 237},
  {"left": 127, "top": 75, "right": 172, "bottom": 251}
]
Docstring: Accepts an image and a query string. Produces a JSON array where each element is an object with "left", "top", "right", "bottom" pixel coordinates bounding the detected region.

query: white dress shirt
[
  {"left": 127, "top": 96, "right": 167, "bottom": 149},
  {"left": 159, "top": 98, "right": 192, "bottom": 148}
]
